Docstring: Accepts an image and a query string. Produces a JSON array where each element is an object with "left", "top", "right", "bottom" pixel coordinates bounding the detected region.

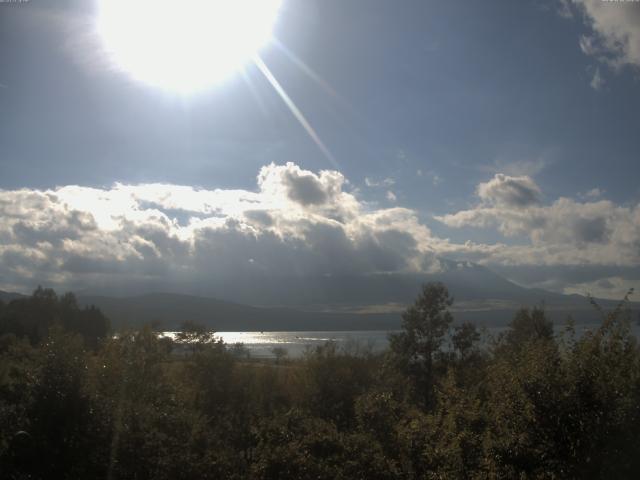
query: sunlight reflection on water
[
  {"left": 162, "top": 323, "right": 640, "bottom": 358},
  {"left": 163, "top": 330, "right": 395, "bottom": 358}
]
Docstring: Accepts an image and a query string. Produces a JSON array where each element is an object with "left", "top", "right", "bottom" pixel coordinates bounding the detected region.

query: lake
[{"left": 165, "top": 322, "right": 640, "bottom": 358}]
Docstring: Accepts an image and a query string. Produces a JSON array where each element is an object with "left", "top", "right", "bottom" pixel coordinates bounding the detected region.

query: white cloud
[
  {"left": 557, "top": 0, "right": 574, "bottom": 19},
  {"left": 563, "top": 276, "right": 635, "bottom": 300},
  {"left": 414, "top": 169, "right": 442, "bottom": 186},
  {"left": 481, "top": 156, "right": 550, "bottom": 177},
  {"left": 589, "top": 66, "right": 605, "bottom": 90},
  {"left": 0, "top": 163, "right": 441, "bottom": 293},
  {"left": 2, "top": 163, "right": 638, "bottom": 297},
  {"left": 365, "top": 177, "right": 395, "bottom": 188},
  {"left": 580, "top": 187, "right": 605, "bottom": 199},
  {"left": 477, "top": 174, "right": 541, "bottom": 208},
  {"left": 436, "top": 174, "right": 640, "bottom": 267},
  {"left": 574, "top": 0, "right": 640, "bottom": 69},
  {"left": 386, "top": 190, "right": 397, "bottom": 202},
  {"left": 579, "top": 34, "right": 599, "bottom": 57}
]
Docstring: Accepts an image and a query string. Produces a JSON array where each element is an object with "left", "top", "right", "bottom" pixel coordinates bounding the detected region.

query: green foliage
[
  {"left": 27, "top": 328, "right": 96, "bottom": 478},
  {"left": 271, "top": 346, "right": 287, "bottom": 364},
  {"left": 388, "top": 282, "right": 454, "bottom": 408},
  {"left": 503, "top": 305, "right": 554, "bottom": 349},
  {"left": 0, "top": 335, "right": 38, "bottom": 470},
  {"left": 251, "top": 409, "right": 399, "bottom": 480},
  {"left": 452, "top": 321, "right": 481, "bottom": 360},
  {"left": 1, "top": 285, "right": 640, "bottom": 479},
  {"left": 91, "top": 327, "right": 211, "bottom": 480},
  {"left": 0, "top": 287, "right": 110, "bottom": 348},
  {"left": 175, "top": 319, "right": 218, "bottom": 353},
  {"left": 298, "top": 341, "right": 378, "bottom": 429}
]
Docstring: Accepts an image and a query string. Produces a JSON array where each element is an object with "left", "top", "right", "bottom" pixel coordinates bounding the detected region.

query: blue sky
[{"left": 1, "top": 0, "right": 639, "bottom": 300}]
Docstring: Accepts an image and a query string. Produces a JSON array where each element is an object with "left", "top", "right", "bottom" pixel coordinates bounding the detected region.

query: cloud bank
[
  {"left": 436, "top": 173, "right": 640, "bottom": 268},
  {"left": 0, "top": 163, "right": 437, "bottom": 294},
  {"left": 1, "top": 163, "right": 638, "bottom": 299}
]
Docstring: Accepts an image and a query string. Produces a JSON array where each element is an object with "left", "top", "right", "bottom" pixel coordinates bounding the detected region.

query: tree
[
  {"left": 452, "top": 321, "right": 481, "bottom": 361},
  {"left": 272, "top": 346, "right": 288, "bottom": 365},
  {"left": 0, "top": 288, "right": 109, "bottom": 348},
  {"left": 26, "top": 328, "right": 98, "bottom": 478},
  {"left": 59, "top": 293, "right": 110, "bottom": 349},
  {"left": 504, "top": 306, "right": 553, "bottom": 348},
  {"left": 299, "top": 341, "right": 376, "bottom": 429},
  {"left": 175, "top": 320, "right": 217, "bottom": 353},
  {"left": 389, "top": 282, "right": 453, "bottom": 409}
]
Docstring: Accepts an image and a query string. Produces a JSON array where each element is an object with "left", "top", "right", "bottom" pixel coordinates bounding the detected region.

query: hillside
[
  {"left": 0, "top": 290, "right": 26, "bottom": 303},
  {"left": 2, "top": 261, "right": 637, "bottom": 331},
  {"left": 76, "top": 293, "right": 399, "bottom": 331}
]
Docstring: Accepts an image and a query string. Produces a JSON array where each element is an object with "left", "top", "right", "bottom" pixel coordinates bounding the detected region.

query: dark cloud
[
  {"left": 244, "top": 210, "right": 273, "bottom": 226},
  {"left": 573, "top": 216, "right": 608, "bottom": 244},
  {"left": 257, "top": 162, "right": 349, "bottom": 213},
  {"left": 478, "top": 173, "right": 541, "bottom": 208},
  {"left": 359, "top": 230, "right": 419, "bottom": 273},
  {"left": 283, "top": 170, "right": 329, "bottom": 206}
]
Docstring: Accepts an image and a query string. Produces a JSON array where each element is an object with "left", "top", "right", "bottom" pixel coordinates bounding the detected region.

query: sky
[{"left": 0, "top": 0, "right": 639, "bottom": 301}]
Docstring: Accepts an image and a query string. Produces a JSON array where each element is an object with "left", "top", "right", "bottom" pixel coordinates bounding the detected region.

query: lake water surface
[{"left": 166, "top": 323, "right": 640, "bottom": 358}]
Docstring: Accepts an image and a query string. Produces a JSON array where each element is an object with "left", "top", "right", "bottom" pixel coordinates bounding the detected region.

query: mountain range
[{"left": 1, "top": 261, "right": 637, "bottom": 331}]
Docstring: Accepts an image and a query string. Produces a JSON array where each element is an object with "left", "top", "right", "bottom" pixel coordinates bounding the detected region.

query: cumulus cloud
[
  {"left": 436, "top": 173, "right": 640, "bottom": 267},
  {"left": 563, "top": 276, "right": 636, "bottom": 300},
  {"left": 259, "top": 162, "right": 342, "bottom": 207},
  {"left": 573, "top": 0, "right": 640, "bottom": 69},
  {"left": 580, "top": 187, "right": 604, "bottom": 199},
  {"left": 2, "top": 163, "right": 638, "bottom": 298},
  {"left": 481, "top": 157, "right": 549, "bottom": 177},
  {"left": 491, "top": 264, "right": 640, "bottom": 300},
  {"left": 0, "top": 163, "right": 440, "bottom": 294},
  {"left": 476, "top": 174, "right": 541, "bottom": 208}
]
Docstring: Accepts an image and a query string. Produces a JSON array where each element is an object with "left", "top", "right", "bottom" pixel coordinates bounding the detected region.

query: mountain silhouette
[{"left": 3, "top": 261, "right": 634, "bottom": 331}]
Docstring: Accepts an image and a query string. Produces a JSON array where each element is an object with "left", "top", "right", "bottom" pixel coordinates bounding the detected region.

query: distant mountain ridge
[
  {"left": 1, "top": 261, "right": 637, "bottom": 331},
  {"left": 0, "top": 290, "right": 25, "bottom": 303},
  {"left": 178, "top": 260, "right": 627, "bottom": 312},
  {"left": 76, "top": 292, "right": 399, "bottom": 331}
]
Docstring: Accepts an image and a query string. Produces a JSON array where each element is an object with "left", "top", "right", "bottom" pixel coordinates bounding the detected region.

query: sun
[{"left": 97, "top": 0, "right": 282, "bottom": 93}]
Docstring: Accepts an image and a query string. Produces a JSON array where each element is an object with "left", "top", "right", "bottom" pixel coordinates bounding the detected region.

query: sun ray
[
  {"left": 272, "top": 38, "right": 368, "bottom": 145},
  {"left": 272, "top": 39, "right": 342, "bottom": 101},
  {"left": 253, "top": 55, "right": 339, "bottom": 169},
  {"left": 239, "top": 67, "right": 270, "bottom": 119}
]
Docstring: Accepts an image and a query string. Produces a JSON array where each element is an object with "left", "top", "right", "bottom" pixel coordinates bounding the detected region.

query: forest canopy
[{"left": 1, "top": 283, "right": 639, "bottom": 479}]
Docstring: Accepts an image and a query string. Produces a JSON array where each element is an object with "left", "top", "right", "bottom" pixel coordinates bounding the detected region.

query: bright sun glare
[{"left": 97, "top": 0, "right": 282, "bottom": 93}]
